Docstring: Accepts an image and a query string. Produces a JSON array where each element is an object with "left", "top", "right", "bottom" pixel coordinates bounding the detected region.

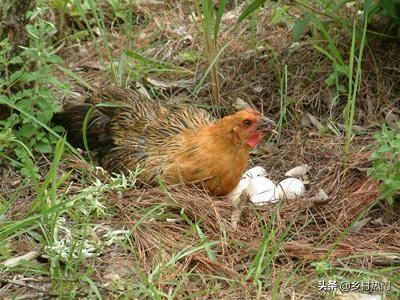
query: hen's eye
[{"left": 243, "top": 119, "right": 252, "bottom": 126}]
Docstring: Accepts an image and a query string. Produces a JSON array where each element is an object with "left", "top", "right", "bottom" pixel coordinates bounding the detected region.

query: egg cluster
[{"left": 227, "top": 166, "right": 306, "bottom": 205}]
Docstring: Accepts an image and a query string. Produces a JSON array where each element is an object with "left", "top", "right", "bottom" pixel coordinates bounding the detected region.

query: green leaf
[
  {"left": 81, "top": 276, "right": 102, "bottom": 300},
  {"left": 271, "top": 5, "right": 290, "bottom": 25},
  {"left": 21, "top": 71, "right": 39, "bottom": 83},
  {"left": 35, "top": 142, "right": 52, "bottom": 153},
  {"left": 292, "top": 14, "right": 311, "bottom": 41},
  {"left": 380, "top": 0, "right": 397, "bottom": 18},
  {"left": 237, "top": 0, "right": 267, "bottom": 24},
  {"left": 178, "top": 50, "right": 203, "bottom": 62},
  {"left": 363, "top": 0, "right": 375, "bottom": 13},
  {"left": 0, "top": 128, "right": 13, "bottom": 148},
  {"left": 324, "top": 72, "right": 336, "bottom": 87},
  {"left": 370, "top": 123, "right": 400, "bottom": 206},
  {"left": 50, "top": 0, "right": 69, "bottom": 10},
  {"left": 334, "top": 64, "right": 348, "bottom": 76},
  {"left": 18, "top": 124, "right": 35, "bottom": 139},
  {"left": 337, "top": 84, "right": 347, "bottom": 93},
  {"left": 9, "top": 56, "right": 23, "bottom": 64},
  {"left": 214, "top": 0, "right": 228, "bottom": 41},
  {"left": 10, "top": 69, "right": 24, "bottom": 83}
]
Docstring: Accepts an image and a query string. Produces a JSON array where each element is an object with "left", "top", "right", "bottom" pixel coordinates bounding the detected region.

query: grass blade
[
  {"left": 214, "top": 0, "right": 228, "bottom": 41},
  {"left": 81, "top": 276, "right": 103, "bottom": 300},
  {"left": 237, "top": 0, "right": 266, "bottom": 24}
]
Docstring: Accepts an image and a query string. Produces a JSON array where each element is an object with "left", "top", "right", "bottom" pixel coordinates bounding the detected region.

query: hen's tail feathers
[{"left": 52, "top": 104, "right": 111, "bottom": 150}]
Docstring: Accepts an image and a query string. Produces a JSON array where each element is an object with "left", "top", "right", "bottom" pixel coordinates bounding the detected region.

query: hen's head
[{"left": 219, "top": 109, "right": 276, "bottom": 148}]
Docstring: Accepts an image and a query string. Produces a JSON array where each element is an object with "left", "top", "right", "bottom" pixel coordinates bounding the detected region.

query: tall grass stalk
[
  {"left": 193, "top": 0, "right": 228, "bottom": 112},
  {"left": 74, "top": 0, "right": 117, "bottom": 83},
  {"left": 117, "top": 0, "right": 135, "bottom": 86},
  {"left": 276, "top": 64, "right": 288, "bottom": 143},
  {"left": 344, "top": 16, "right": 368, "bottom": 156}
]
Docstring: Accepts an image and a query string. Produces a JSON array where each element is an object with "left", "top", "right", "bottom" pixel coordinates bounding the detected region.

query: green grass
[
  {"left": 344, "top": 16, "right": 368, "bottom": 156},
  {"left": 0, "top": 140, "right": 140, "bottom": 296},
  {"left": 193, "top": 0, "right": 228, "bottom": 109}
]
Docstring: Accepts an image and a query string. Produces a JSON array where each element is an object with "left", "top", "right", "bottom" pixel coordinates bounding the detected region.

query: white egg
[
  {"left": 247, "top": 177, "right": 281, "bottom": 204},
  {"left": 276, "top": 178, "right": 305, "bottom": 199},
  {"left": 226, "top": 176, "right": 250, "bottom": 202},
  {"left": 250, "top": 189, "right": 281, "bottom": 204},
  {"left": 247, "top": 177, "right": 275, "bottom": 197},
  {"left": 244, "top": 166, "right": 267, "bottom": 179}
]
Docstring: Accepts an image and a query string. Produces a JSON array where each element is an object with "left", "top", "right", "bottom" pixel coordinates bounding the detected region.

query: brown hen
[{"left": 53, "top": 87, "right": 275, "bottom": 196}]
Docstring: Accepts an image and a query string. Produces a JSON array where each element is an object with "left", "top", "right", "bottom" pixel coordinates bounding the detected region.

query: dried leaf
[
  {"left": 312, "top": 188, "right": 330, "bottom": 204},
  {"left": 307, "top": 113, "right": 324, "bottom": 131},
  {"left": 145, "top": 77, "right": 195, "bottom": 90},
  {"left": 301, "top": 113, "right": 313, "bottom": 128},
  {"left": 370, "top": 217, "right": 384, "bottom": 226},
  {"left": 252, "top": 85, "right": 264, "bottom": 94},
  {"left": 385, "top": 109, "right": 400, "bottom": 128},
  {"left": 3, "top": 251, "right": 40, "bottom": 268},
  {"left": 284, "top": 165, "right": 311, "bottom": 177},
  {"left": 373, "top": 256, "right": 400, "bottom": 267},
  {"left": 234, "top": 98, "right": 252, "bottom": 111},
  {"left": 350, "top": 217, "right": 371, "bottom": 233},
  {"left": 135, "top": 81, "right": 152, "bottom": 100},
  {"left": 337, "top": 123, "right": 367, "bottom": 134},
  {"left": 179, "top": 34, "right": 193, "bottom": 47}
]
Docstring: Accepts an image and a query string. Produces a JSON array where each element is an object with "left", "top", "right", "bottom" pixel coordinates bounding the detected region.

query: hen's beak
[{"left": 258, "top": 116, "right": 277, "bottom": 133}]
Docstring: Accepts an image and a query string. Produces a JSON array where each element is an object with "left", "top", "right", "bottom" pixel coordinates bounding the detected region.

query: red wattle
[{"left": 246, "top": 133, "right": 262, "bottom": 147}]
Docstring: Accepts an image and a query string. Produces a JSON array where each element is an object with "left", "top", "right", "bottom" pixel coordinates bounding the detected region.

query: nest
[{"left": 93, "top": 133, "right": 399, "bottom": 297}]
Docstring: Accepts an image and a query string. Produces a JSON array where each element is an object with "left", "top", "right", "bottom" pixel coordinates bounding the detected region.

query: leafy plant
[
  {"left": 0, "top": 2, "right": 68, "bottom": 182},
  {"left": 292, "top": 5, "right": 372, "bottom": 157},
  {"left": 61, "top": 0, "right": 141, "bottom": 86},
  {"left": 292, "top": 0, "right": 399, "bottom": 100},
  {"left": 369, "top": 125, "right": 400, "bottom": 205},
  {"left": 363, "top": 0, "right": 400, "bottom": 35}
]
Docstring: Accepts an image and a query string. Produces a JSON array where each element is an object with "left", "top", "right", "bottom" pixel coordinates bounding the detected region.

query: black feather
[{"left": 52, "top": 104, "right": 112, "bottom": 150}]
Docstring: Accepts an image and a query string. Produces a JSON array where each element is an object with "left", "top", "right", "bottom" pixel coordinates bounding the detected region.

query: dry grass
[{"left": 2, "top": 132, "right": 399, "bottom": 298}]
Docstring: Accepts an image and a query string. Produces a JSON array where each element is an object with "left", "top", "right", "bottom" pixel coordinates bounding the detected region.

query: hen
[{"left": 53, "top": 87, "right": 275, "bottom": 196}]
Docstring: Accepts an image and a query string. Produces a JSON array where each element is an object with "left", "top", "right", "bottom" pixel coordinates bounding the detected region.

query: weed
[
  {"left": 369, "top": 124, "right": 400, "bottom": 206},
  {"left": 0, "top": 3, "right": 68, "bottom": 182},
  {"left": 343, "top": 16, "right": 368, "bottom": 156}
]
